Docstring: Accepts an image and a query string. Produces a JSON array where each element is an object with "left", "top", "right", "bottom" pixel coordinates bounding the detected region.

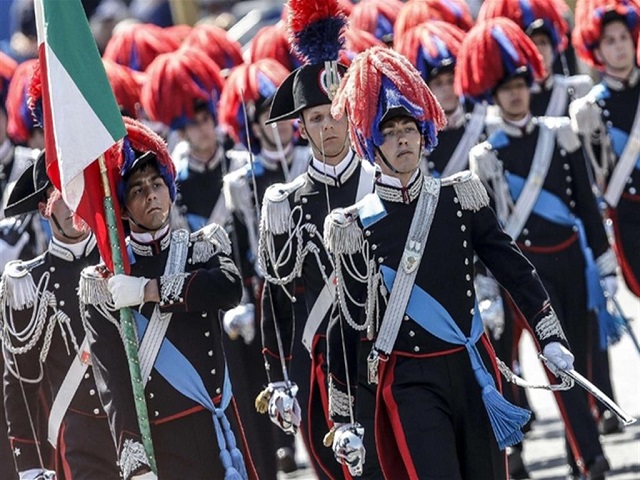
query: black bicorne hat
[{"left": 4, "top": 150, "right": 51, "bottom": 218}]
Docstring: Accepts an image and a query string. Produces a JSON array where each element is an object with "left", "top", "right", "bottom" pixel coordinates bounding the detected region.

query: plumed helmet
[
  {"left": 395, "top": 0, "right": 474, "bottom": 39},
  {"left": 103, "top": 59, "right": 145, "bottom": 119},
  {"left": 331, "top": 46, "right": 446, "bottom": 163},
  {"left": 140, "top": 48, "right": 225, "bottom": 130},
  {"left": 6, "top": 59, "right": 39, "bottom": 145},
  {"left": 454, "top": 17, "right": 546, "bottom": 102},
  {"left": 349, "top": 0, "right": 404, "bottom": 44},
  {"left": 247, "top": 23, "right": 304, "bottom": 72},
  {"left": 182, "top": 24, "right": 244, "bottom": 71}
]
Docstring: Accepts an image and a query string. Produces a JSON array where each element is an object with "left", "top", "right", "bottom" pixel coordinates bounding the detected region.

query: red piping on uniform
[
  {"left": 58, "top": 421, "right": 72, "bottom": 480},
  {"left": 231, "top": 397, "right": 260, "bottom": 480},
  {"left": 151, "top": 395, "right": 221, "bottom": 425},
  {"left": 518, "top": 232, "right": 577, "bottom": 254}
]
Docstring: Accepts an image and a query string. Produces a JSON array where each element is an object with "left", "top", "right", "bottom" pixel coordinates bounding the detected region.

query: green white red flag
[{"left": 34, "top": 0, "right": 128, "bottom": 270}]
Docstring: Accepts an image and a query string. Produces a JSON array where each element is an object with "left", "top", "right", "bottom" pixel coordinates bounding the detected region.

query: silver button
[
  {"left": 211, "top": 369, "right": 216, "bottom": 375},
  {"left": 365, "top": 230, "right": 371, "bottom": 237},
  {"left": 50, "top": 267, "right": 56, "bottom": 272},
  {"left": 560, "top": 149, "right": 567, "bottom": 156},
  {"left": 93, "top": 408, "right": 100, "bottom": 415},
  {"left": 215, "top": 388, "right": 221, "bottom": 394},
  {"left": 563, "top": 163, "right": 570, "bottom": 171},
  {"left": 413, "top": 346, "right": 420, "bottom": 352},
  {"left": 89, "top": 389, "right": 95, "bottom": 396},
  {"left": 569, "top": 201, "right": 576, "bottom": 208},
  {"left": 149, "top": 393, "right": 154, "bottom": 399},
  {"left": 372, "top": 244, "right": 377, "bottom": 251},
  {"left": 154, "top": 411, "right": 159, "bottom": 417},
  {"left": 566, "top": 188, "right": 572, "bottom": 196},
  {"left": 462, "top": 240, "right": 468, "bottom": 248},
  {"left": 457, "top": 211, "right": 462, "bottom": 218},
  {"left": 566, "top": 176, "right": 572, "bottom": 183},
  {"left": 466, "top": 290, "right": 472, "bottom": 297},
  {"left": 378, "top": 257, "right": 384, "bottom": 263},
  {"left": 602, "top": 109, "right": 610, "bottom": 117},
  {"left": 404, "top": 315, "right": 410, "bottom": 321},
  {"left": 202, "top": 312, "right": 207, "bottom": 318},
  {"left": 305, "top": 214, "right": 311, "bottom": 220},
  {"left": 464, "top": 258, "right": 469, "bottom": 265},
  {"left": 522, "top": 228, "right": 529, "bottom": 235},
  {"left": 460, "top": 225, "right": 466, "bottom": 232},
  {"left": 466, "top": 274, "right": 471, "bottom": 281},
  {"left": 409, "top": 331, "right": 415, "bottom": 337},
  {"left": 453, "top": 197, "right": 459, "bottom": 204},
  {"left": 524, "top": 240, "right": 532, "bottom": 247},
  {"left": 204, "top": 331, "right": 210, "bottom": 337},
  {"left": 470, "top": 308, "right": 475, "bottom": 314},
  {"left": 84, "top": 373, "right": 90, "bottom": 379},
  {"left": 572, "top": 225, "right": 578, "bottom": 232},
  {"left": 630, "top": 187, "right": 637, "bottom": 195},
  {"left": 54, "top": 283, "right": 60, "bottom": 289},
  {"left": 301, "top": 197, "right": 308, "bottom": 204},
  {"left": 208, "top": 350, "right": 213, "bottom": 356},
  {"left": 59, "top": 300, "right": 65, "bottom": 307}
]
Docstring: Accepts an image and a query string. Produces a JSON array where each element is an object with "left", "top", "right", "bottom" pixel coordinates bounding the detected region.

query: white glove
[
  {"left": 108, "top": 274, "right": 149, "bottom": 309},
  {"left": 131, "top": 471, "right": 158, "bottom": 480},
  {"left": 267, "top": 381, "right": 301, "bottom": 435},
  {"left": 542, "top": 342, "right": 575, "bottom": 377},
  {"left": 475, "top": 274, "right": 505, "bottom": 340},
  {"left": 569, "top": 98, "right": 602, "bottom": 137},
  {"left": 19, "top": 469, "right": 56, "bottom": 480},
  {"left": 601, "top": 275, "right": 618, "bottom": 297},
  {"left": 332, "top": 422, "right": 366, "bottom": 477},
  {"left": 223, "top": 303, "right": 256, "bottom": 344},
  {"left": 0, "top": 232, "right": 30, "bottom": 272}
]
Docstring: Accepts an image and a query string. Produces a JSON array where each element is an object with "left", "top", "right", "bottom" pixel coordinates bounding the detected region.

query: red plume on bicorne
[
  {"left": 165, "top": 24, "right": 193, "bottom": 43},
  {"left": 344, "top": 27, "right": 386, "bottom": 56},
  {"left": 349, "top": 0, "right": 404, "bottom": 42},
  {"left": 140, "top": 48, "right": 225, "bottom": 130},
  {"left": 395, "top": 0, "right": 474, "bottom": 39},
  {"left": 394, "top": 20, "right": 465, "bottom": 73},
  {"left": 248, "top": 23, "right": 303, "bottom": 72},
  {"left": 182, "top": 24, "right": 244, "bottom": 71},
  {"left": 6, "top": 59, "right": 39, "bottom": 145},
  {"left": 280, "top": 0, "right": 354, "bottom": 22},
  {"left": 572, "top": 0, "right": 640, "bottom": 69},
  {"left": 103, "top": 59, "right": 145, "bottom": 119},
  {"left": 332, "top": 46, "right": 446, "bottom": 162},
  {"left": 218, "top": 59, "right": 290, "bottom": 148},
  {"left": 477, "top": 0, "right": 569, "bottom": 53},
  {"left": 454, "top": 17, "right": 546, "bottom": 102},
  {"left": 103, "top": 22, "right": 180, "bottom": 72},
  {"left": 0, "top": 51, "right": 17, "bottom": 108}
]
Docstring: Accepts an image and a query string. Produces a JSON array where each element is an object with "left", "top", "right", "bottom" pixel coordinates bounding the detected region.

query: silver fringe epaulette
[
  {"left": 190, "top": 223, "right": 232, "bottom": 264},
  {"left": 78, "top": 265, "right": 113, "bottom": 308},
  {"left": 540, "top": 116, "right": 581, "bottom": 154},
  {"left": 323, "top": 207, "right": 363, "bottom": 256},
  {"left": 1, "top": 257, "right": 44, "bottom": 310},
  {"left": 442, "top": 170, "right": 490, "bottom": 212},
  {"left": 261, "top": 175, "right": 306, "bottom": 235}
]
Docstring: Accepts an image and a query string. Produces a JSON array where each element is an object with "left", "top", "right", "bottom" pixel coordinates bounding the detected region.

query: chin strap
[
  {"left": 126, "top": 209, "right": 171, "bottom": 234},
  {"left": 374, "top": 138, "right": 424, "bottom": 175},
  {"left": 301, "top": 118, "right": 350, "bottom": 161},
  {"left": 50, "top": 213, "right": 86, "bottom": 241}
]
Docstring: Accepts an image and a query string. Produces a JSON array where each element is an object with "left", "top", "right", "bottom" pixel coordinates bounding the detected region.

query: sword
[{"left": 539, "top": 355, "right": 637, "bottom": 426}]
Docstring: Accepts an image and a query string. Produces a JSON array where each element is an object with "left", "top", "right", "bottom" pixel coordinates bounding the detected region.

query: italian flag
[{"left": 34, "top": 0, "right": 128, "bottom": 270}]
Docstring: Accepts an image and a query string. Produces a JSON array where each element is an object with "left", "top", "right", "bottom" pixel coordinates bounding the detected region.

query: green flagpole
[{"left": 99, "top": 154, "right": 157, "bottom": 473}]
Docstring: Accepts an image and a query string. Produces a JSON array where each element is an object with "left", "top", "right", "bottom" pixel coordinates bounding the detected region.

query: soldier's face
[
  {"left": 494, "top": 77, "right": 531, "bottom": 121},
  {"left": 254, "top": 109, "right": 294, "bottom": 149},
  {"left": 531, "top": 32, "right": 555, "bottom": 74},
  {"left": 427, "top": 71, "right": 459, "bottom": 115},
  {"left": 183, "top": 110, "right": 218, "bottom": 160},
  {"left": 299, "top": 104, "right": 350, "bottom": 164},
  {"left": 376, "top": 117, "right": 422, "bottom": 179},
  {"left": 595, "top": 21, "right": 636, "bottom": 74},
  {"left": 39, "top": 187, "right": 89, "bottom": 243},
  {"left": 123, "top": 166, "right": 172, "bottom": 233}
]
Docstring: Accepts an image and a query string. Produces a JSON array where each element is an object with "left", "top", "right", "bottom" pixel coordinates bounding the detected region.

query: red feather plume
[
  {"left": 395, "top": 0, "right": 474, "bottom": 39},
  {"left": 103, "top": 60, "right": 145, "bottom": 119},
  {"left": 288, "top": 0, "right": 345, "bottom": 35},
  {"left": 6, "top": 59, "right": 38, "bottom": 145},
  {"left": 332, "top": 46, "right": 446, "bottom": 160},
  {"left": 248, "top": 23, "right": 301, "bottom": 71},
  {"left": 103, "top": 23, "right": 180, "bottom": 72},
  {"left": 344, "top": 27, "right": 386, "bottom": 55},
  {"left": 218, "top": 59, "right": 290, "bottom": 144},
  {"left": 182, "top": 24, "right": 244, "bottom": 70},
  {"left": 454, "top": 17, "right": 546, "bottom": 100},
  {"left": 0, "top": 51, "right": 17, "bottom": 89},
  {"left": 477, "top": 0, "right": 569, "bottom": 52},
  {"left": 394, "top": 20, "right": 465, "bottom": 70},
  {"left": 572, "top": 0, "right": 640, "bottom": 69},
  {"left": 140, "top": 48, "right": 224, "bottom": 128},
  {"left": 349, "top": 0, "right": 404, "bottom": 38}
]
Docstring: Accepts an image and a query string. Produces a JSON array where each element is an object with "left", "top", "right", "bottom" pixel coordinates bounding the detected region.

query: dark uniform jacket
[
  {"left": 258, "top": 150, "right": 375, "bottom": 381},
  {"left": 530, "top": 74, "right": 593, "bottom": 117},
  {"left": 81, "top": 225, "right": 242, "bottom": 479},
  {"left": 1, "top": 236, "right": 104, "bottom": 471},
  {"left": 323, "top": 172, "right": 567, "bottom": 424}
]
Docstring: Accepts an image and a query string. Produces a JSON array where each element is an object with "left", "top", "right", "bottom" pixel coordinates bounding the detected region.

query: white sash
[
  {"left": 138, "top": 230, "right": 190, "bottom": 386},
  {"left": 545, "top": 77, "right": 569, "bottom": 118},
  {"left": 442, "top": 103, "right": 487, "bottom": 177},
  {"left": 504, "top": 124, "right": 556, "bottom": 239},
  {"left": 47, "top": 337, "right": 90, "bottom": 446},
  {"left": 603, "top": 101, "right": 640, "bottom": 208},
  {"left": 374, "top": 177, "right": 440, "bottom": 355}
]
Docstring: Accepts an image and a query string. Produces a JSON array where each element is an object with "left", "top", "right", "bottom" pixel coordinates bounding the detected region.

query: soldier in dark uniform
[
  {"left": 217, "top": 59, "right": 310, "bottom": 477},
  {"left": 477, "top": 0, "right": 593, "bottom": 118},
  {"left": 139, "top": 48, "right": 232, "bottom": 233},
  {"left": 460, "top": 18, "right": 614, "bottom": 479},
  {"left": 255, "top": 1, "right": 379, "bottom": 478},
  {"left": 395, "top": 20, "right": 487, "bottom": 178},
  {"left": 81, "top": 119, "right": 256, "bottom": 480},
  {"left": 1, "top": 151, "right": 118, "bottom": 480},
  {"left": 323, "top": 45, "right": 575, "bottom": 480},
  {"left": 571, "top": 0, "right": 640, "bottom": 299}
]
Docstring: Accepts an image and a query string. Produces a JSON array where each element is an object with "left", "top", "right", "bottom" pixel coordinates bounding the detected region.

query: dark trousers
[
  {"left": 1, "top": 400, "right": 18, "bottom": 480},
  {"left": 151, "top": 403, "right": 256, "bottom": 480},
  {"left": 377, "top": 343, "right": 506, "bottom": 480},
  {"left": 525, "top": 242, "right": 604, "bottom": 467},
  {"left": 56, "top": 410, "right": 119, "bottom": 480},
  {"left": 613, "top": 204, "right": 640, "bottom": 297}
]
